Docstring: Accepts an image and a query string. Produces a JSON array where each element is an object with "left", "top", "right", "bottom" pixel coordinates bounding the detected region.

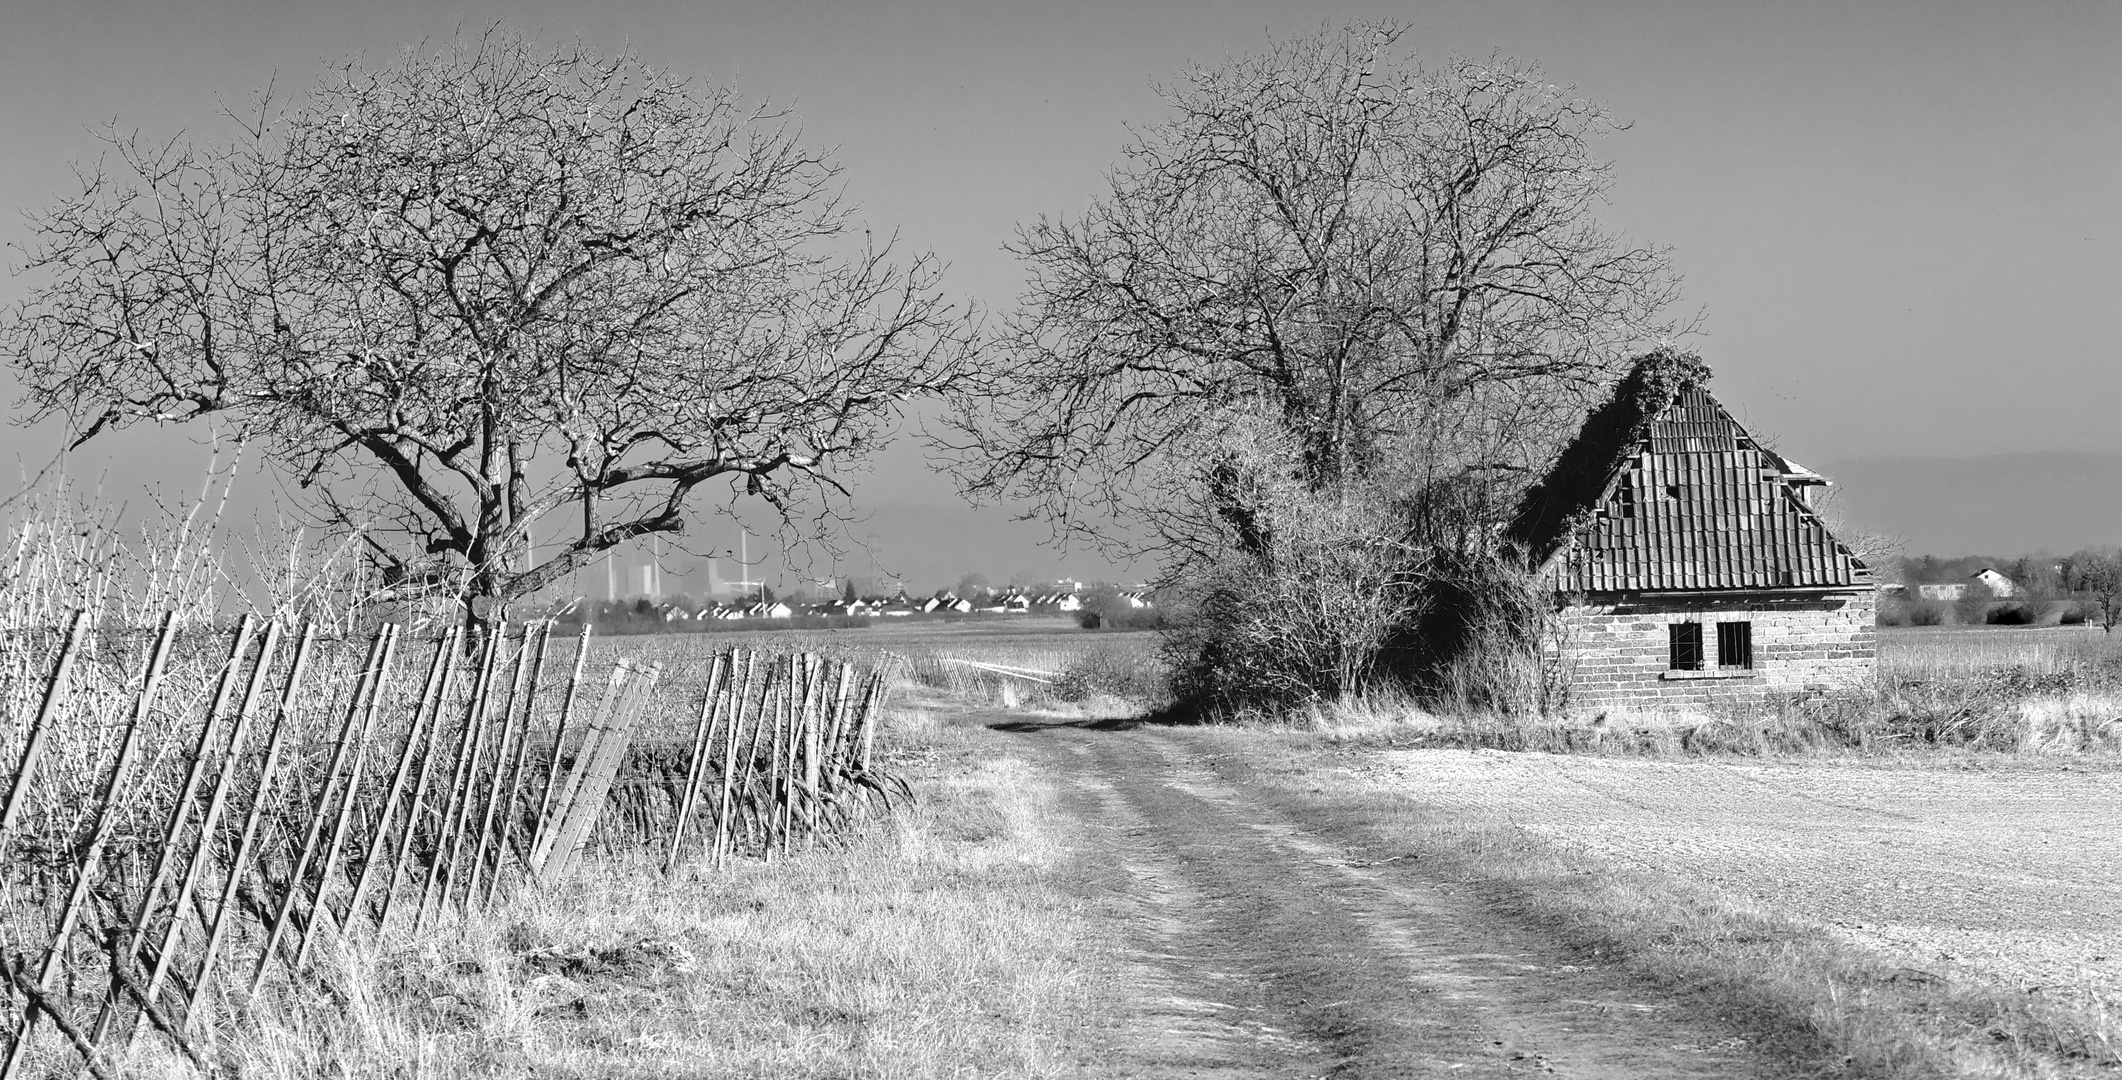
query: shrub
[{"left": 1986, "top": 602, "right": 2038, "bottom": 625}]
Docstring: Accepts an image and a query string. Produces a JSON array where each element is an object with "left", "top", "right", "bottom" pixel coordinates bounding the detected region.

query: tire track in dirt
[{"left": 1002, "top": 719, "right": 1793, "bottom": 1079}]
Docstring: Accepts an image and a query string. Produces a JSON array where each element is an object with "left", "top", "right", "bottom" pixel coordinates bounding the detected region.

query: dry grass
[
  {"left": 90, "top": 699, "right": 1097, "bottom": 1079},
  {"left": 1212, "top": 732, "right": 2122, "bottom": 1078},
  {"left": 1271, "top": 626, "right": 2122, "bottom": 759}
]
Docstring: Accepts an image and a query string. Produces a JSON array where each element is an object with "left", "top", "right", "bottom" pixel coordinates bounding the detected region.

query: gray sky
[{"left": 2, "top": 0, "right": 2117, "bottom": 581}]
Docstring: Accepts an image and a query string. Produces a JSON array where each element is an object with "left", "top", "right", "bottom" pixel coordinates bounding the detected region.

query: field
[{"left": 1334, "top": 749, "right": 2122, "bottom": 1009}]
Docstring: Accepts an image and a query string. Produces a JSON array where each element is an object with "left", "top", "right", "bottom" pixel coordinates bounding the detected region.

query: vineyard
[{"left": 0, "top": 613, "right": 897, "bottom": 1078}]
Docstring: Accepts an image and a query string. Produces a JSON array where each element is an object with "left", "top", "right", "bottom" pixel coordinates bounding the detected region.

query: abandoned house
[{"left": 1507, "top": 351, "right": 1876, "bottom": 710}]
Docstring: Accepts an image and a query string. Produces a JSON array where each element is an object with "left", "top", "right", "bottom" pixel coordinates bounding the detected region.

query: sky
[{"left": 1, "top": 0, "right": 2117, "bottom": 589}]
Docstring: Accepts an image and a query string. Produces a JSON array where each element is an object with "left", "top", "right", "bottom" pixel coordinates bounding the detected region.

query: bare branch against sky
[{"left": 2, "top": 1, "right": 2117, "bottom": 568}]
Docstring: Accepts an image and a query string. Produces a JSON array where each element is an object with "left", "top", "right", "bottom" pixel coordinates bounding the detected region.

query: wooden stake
[
  {"left": 532, "top": 658, "right": 629, "bottom": 874},
  {"left": 294, "top": 623, "right": 401, "bottom": 971},
  {"left": 249, "top": 625, "right": 391, "bottom": 995},
  {"left": 485, "top": 620, "right": 552, "bottom": 908},
  {"left": 419, "top": 624, "right": 501, "bottom": 927},
  {"left": 467, "top": 623, "right": 533, "bottom": 904},
  {"left": 177, "top": 619, "right": 315, "bottom": 1025},
  {"left": 377, "top": 627, "right": 462, "bottom": 932},
  {"left": 84, "top": 614, "right": 254, "bottom": 1052},
  {"left": 0, "top": 609, "right": 90, "bottom": 853},
  {"left": 541, "top": 663, "right": 660, "bottom": 885},
  {"left": 0, "top": 611, "right": 176, "bottom": 1079},
  {"left": 665, "top": 652, "right": 728, "bottom": 873},
  {"left": 132, "top": 619, "right": 284, "bottom": 1037},
  {"left": 529, "top": 624, "right": 592, "bottom": 860}
]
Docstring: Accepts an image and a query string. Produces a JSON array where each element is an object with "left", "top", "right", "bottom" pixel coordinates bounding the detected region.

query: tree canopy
[
  {"left": 941, "top": 24, "right": 1683, "bottom": 567},
  {"left": 5, "top": 33, "right": 978, "bottom": 617}
]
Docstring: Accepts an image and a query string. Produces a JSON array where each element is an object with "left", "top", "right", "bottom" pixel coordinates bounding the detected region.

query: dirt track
[{"left": 994, "top": 717, "right": 1792, "bottom": 1079}]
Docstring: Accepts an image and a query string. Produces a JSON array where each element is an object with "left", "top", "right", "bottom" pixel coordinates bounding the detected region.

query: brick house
[{"left": 1506, "top": 351, "right": 1876, "bottom": 711}]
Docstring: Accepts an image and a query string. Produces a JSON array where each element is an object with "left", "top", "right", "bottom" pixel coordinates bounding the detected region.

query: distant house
[
  {"left": 1506, "top": 352, "right": 1876, "bottom": 710},
  {"left": 1915, "top": 569, "right": 2015, "bottom": 602},
  {"left": 1970, "top": 568, "right": 2016, "bottom": 598}
]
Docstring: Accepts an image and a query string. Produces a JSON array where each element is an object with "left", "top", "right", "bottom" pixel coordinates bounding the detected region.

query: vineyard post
[
  {"left": 487, "top": 620, "right": 553, "bottom": 905},
  {"left": 824, "top": 661, "right": 856, "bottom": 793},
  {"left": 0, "top": 611, "right": 176, "bottom": 1080},
  {"left": 530, "top": 624, "right": 592, "bottom": 860},
  {"left": 0, "top": 610, "right": 90, "bottom": 856},
  {"left": 187, "top": 622, "right": 319, "bottom": 1025},
  {"left": 350, "top": 625, "right": 452, "bottom": 928},
  {"left": 421, "top": 624, "right": 502, "bottom": 927},
  {"left": 801, "top": 654, "right": 824, "bottom": 844},
  {"left": 533, "top": 658, "right": 629, "bottom": 874},
  {"left": 131, "top": 620, "right": 285, "bottom": 1038},
  {"left": 249, "top": 626, "right": 392, "bottom": 995},
  {"left": 468, "top": 624, "right": 534, "bottom": 904},
  {"left": 377, "top": 627, "right": 462, "bottom": 931},
  {"left": 666, "top": 652, "right": 728, "bottom": 873},
  {"left": 711, "top": 650, "right": 757, "bottom": 868},
  {"left": 85, "top": 614, "right": 254, "bottom": 1051},
  {"left": 295, "top": 623, "right": 402, "bottom": 970}
]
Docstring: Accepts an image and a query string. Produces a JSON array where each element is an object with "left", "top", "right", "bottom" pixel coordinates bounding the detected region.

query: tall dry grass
[
  {"left": 1280, "top": 626, "right": 2122, "bottom": 758},
  {"left": 92, "top": 703, "right": 1093, "bottom": 1080}
]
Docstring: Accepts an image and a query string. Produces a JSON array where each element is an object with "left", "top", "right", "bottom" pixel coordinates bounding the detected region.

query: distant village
[
  {"left": 546, "top": 550, "right": 1160, "bottom": 632},
  {"left": 648, "top": 582, "right": 1157, "bottom": 624}
]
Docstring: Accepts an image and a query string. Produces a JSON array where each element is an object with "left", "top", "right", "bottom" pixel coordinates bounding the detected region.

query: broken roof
[{"left": 1506, "top": 350, "right": 1869, "bottom": 593}]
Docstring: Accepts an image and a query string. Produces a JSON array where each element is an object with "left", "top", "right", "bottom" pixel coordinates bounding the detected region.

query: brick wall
[{"left": 1546, "top": 589, "right": 1876, "bottom": 712}]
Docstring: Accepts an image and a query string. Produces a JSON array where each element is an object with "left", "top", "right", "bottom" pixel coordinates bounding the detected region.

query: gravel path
[{"left": 997, "top": 718, "right": 1795, "bottom": 1079}]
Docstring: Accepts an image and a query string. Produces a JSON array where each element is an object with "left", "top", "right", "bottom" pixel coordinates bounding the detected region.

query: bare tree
[
  {"left": 5, "top": 33, "right": 978, "bottom": 623},
  {"left": 2063, "top": 550, "right": 2122, "bottom": 633},
  {"left": 940, "top": 23, "right": 1683, "bottom": 568}
]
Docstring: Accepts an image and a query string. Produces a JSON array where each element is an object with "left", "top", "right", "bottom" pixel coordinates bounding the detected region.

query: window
[
  {"left": 1717, "top": 621, "right": 1754, "bottom": 669},
  {"left": 1668, "top": 622, "right": 1703, "bottom": 670}
]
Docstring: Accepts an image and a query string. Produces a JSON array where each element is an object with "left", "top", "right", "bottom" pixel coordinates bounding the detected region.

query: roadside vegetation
[{"left": 185, "top": 706, "right": 1099, "bottom": 1080}]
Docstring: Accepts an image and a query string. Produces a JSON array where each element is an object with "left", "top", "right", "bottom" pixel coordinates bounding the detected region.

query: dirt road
[{"left": 993, "top": 717, "right": 1791, "bottom": 1079}]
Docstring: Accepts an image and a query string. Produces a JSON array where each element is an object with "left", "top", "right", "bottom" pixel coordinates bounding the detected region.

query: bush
[
  {"left": 1076, "top": 606, "right": 1162, "bottom": 631},
  {"left": 1986, "top": 601, "right": 2038, "bottom": 625}
]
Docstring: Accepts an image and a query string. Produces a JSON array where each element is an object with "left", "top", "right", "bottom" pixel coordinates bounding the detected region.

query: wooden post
[
  {"left": 801, "top": 654, "right": 825, "bottom": 844},
  {"left": 187, "top": 622, "right": 318, "bottom": 1024},
  {"left": 467, "top": 623, "right": 533, "bottom": 904},
  {"left": 0, "top": 609, "right": 90, "bottom": 853},
  {"left": 529, "top": 625, "right": 593, "bottom": 861},
  {"left": 420, "top": 623, "right": 502, "bottom": 927},
  {"left": 532, "top": 659, "right": 629, "bottom": 874},
  {"left": 377, "top": 627, "right": 462, "bottom": 931},
  {"left": 665, "top": 652, "right": 728, "bottom": 873},
  {"left": 348, "top": 625, "right": 451, "bottom": 928},
  {"left": 85, "top": 614, "right": 254, "bottom": 1051},
  {"left": 541, "top": 663, "right": 660, "bottom": 885},
  {"left": 486, "top": 620, "right": 553, "bottom": 907},
  {"left": 0, "top": 611, "right": 176, "bottom": 1079},
  {"left": 711, "top": 650, "right": 757, "bottom": 868},
  {"left": 132, "top": 619, "right": 283, "bottom": 1036},
  {"left": 295, "top": 623, "right": 401, "bottom": 970},
  {"left": 250, "top": 626, "right": 392, "bottom": 994}
]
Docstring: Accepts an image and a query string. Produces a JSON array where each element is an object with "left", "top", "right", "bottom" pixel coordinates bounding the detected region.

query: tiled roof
[{"left": 1508, "top": 354, "right": 1869, "bottom": 594}]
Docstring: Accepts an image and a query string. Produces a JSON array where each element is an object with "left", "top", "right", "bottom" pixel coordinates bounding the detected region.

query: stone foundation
[{"left": 1548, "top": 590, "right": 1876, "bottom": 713}]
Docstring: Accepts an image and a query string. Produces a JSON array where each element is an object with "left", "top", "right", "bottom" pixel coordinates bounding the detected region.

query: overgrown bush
[
  {"left": 1160, "top": 481, "right": 1428, "bottom": 712},
  {"left": 1156, "top": 423, "right": 1549, "bottom": 718}
]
